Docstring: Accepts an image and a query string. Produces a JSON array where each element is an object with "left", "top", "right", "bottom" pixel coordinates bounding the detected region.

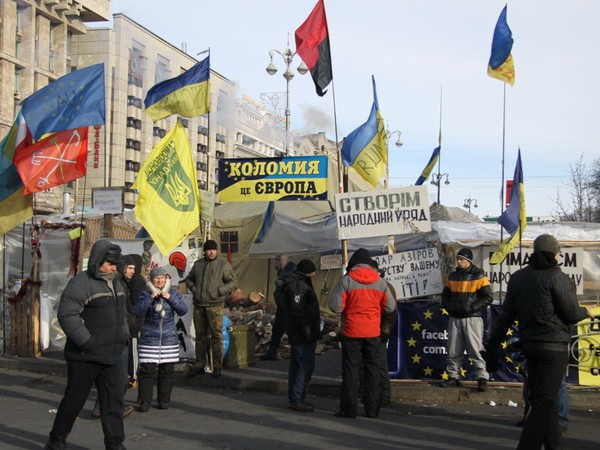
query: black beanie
[
  {"left": 456, "top": 248, "right": 473, "bottom": 263},
  {"left": 297, "top": 259, "right": 317, "bottom": 275},
  {"left": 347, "top": 248, "right": 375, "bottom": 270},
  {"left": 103, "top": 246, "right": 122, "bottom": 264},
  {"left": 203, "top": 240, "right": 218, "bottom": 251}
]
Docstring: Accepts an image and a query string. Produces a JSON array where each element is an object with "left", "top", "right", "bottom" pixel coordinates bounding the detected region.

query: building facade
[
  {"left": 1, "top": 4, "right": 327, "bottom": 215},
  {"left": 0, "top": 0, "right": 110, "bottom": 213}
]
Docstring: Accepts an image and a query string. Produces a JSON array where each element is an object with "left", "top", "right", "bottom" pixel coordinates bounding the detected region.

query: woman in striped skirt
[{"left": 134, "top": 267, "right": 188, "bottom": 412}]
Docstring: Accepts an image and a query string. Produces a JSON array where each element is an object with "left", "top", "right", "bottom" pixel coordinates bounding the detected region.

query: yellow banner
[
  {"left": 576, "top": 305, "right": 600, "bottom": 386},
  {"left": 133, "top": 121, "right": 200, "bottom": 255},
  {"left": 217, "top": 155, "right": 328, "bottom": 202}
]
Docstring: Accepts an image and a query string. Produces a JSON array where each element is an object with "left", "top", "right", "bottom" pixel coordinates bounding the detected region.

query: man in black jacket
[
  {"left": 283, "top": 259, "right": 320, "bottom": 413},
  {"left": 260, "top": 256, "right": 296, "bottom": 361},
  {"left": 484, "top": 234, "right": 592, "bottom": 450},
  {"left": 440, "top": 248, "right": 493, "bottom": 391},
  {"left": 45, "top": 240, "right": 129, "bottom": 450}
]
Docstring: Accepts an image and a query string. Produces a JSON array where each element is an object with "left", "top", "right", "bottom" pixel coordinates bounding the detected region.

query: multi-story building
[
  {"left": 72, "top": 13, "right": 239, "bottom": 210},
  {"left": 0, "top": 0, "right": 110, "bottom": 213},
  {"left": 1, "top": 4, "right": 327, "bottom": 215}
]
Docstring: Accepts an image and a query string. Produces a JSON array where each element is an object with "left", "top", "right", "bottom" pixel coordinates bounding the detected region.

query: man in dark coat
[
  {"left": 484, "top": 234, "right": 592, "bottom": 450},
  {"left": 45, "top": 240, "right": 129, "bottom": 450},
  {"left": 261, "top": 255, "right": 296, "bottom": 361},
  {"left": 283, "top": 259, "right": 320, "bottom": 412}
]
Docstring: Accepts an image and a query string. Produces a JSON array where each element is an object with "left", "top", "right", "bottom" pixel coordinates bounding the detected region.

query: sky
[{"left": 108, "top": 0, "right": 600, "bottom": 219}]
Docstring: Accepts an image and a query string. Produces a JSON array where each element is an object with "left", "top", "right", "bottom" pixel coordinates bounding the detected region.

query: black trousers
[
  {"left": 358, "top": 338, "right": 391, "bottom": 404},
  {"left": 268, "top": 304, "right": 286, "bottom": 354},
  {"left": 48, "top": 360, "right": 124, "bottom": 449},
  {"left": 518, "top": 345, "right": 568, "bottom": 450},
  {"left": 340, "top": 335, "right": 381, "bottom": 417},
  {"left": 138, "top": 362, "right": 175, "bottom": 404}
]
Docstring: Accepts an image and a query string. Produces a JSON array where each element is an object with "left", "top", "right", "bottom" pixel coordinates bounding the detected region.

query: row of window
[
  {"left": 126, "top": 139, "right": 141, "bottom": 151},
  {"left": 127, "top": 117, "right": 142, "bottom": 130}
]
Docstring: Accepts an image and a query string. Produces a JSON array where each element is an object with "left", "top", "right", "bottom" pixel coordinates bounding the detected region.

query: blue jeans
[{"left": 288, "top": 342, "right": 316, "bottom": 404}]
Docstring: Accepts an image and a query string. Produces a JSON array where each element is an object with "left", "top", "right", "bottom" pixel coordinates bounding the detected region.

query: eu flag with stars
[{"left": 20, "top": 64, "right": 105, "bottom": 141}]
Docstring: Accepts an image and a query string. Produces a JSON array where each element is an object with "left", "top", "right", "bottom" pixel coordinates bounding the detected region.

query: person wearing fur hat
[
  {"left": 185, "top": 239, "right": 237, "bottom": 378},
  {"left": 134, "top": 267, "right": 188, "bottom": 412},
  {"left": 45, "top": 240, "right": 129, "bottom": 450},
  {"left": 282, "top": 259, "right": 320, "bottom": 412},
  {"left": 483, "top": 234, "right": 593, "bottom": 449},
  {"left": 329, "top": 248, "right": 396, "bottom": 419},
  {"left": 439, "top": 247, "right": 492, "bottom": 391}
]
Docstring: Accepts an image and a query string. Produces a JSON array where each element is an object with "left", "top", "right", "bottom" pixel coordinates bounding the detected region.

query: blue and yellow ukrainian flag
[
  {"left": 0, "top": 112, "right": 33, "bottom": 235},
  {"left": 144, "top": 56, "right": 210, "bottom": 122},
  {"left": 490, "top": 149, "right": 526, "bottom": 264},
  {"left": 415, "top": 146, "right": 440, "bottom": 186},
  {"left": 488, "top": 5, "right": 515, "bottom": 86},
  {"left": 341, "top": 76, "right": 387, "bottom": 187}
]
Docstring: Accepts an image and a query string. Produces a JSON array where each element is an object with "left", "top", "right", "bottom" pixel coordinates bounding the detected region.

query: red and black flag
[{"left": 295, "top": 0, "right": 332, "bottom": 97}]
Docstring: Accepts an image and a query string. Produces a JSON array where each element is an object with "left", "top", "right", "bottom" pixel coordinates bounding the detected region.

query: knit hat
[
  {"left": 203, "top": 239, "right": 218, "bottom": 251},
  {"left": 347, "top": 248, "right": 376, "bottom": 270},
  {"left": 103, "top": 246, "right": 122, "bottom": 264},
  {"left": 456, "top": 248, "right": 473, "bottom": 263},
  {"left": 533, "top": 234, "right": 560, "bottom": 254},
  {"left": 297, "top": 259, "right": 317, "bottom": 275},
  {"left": 149, "top": 267, "right": 167, "bottom": 280}
]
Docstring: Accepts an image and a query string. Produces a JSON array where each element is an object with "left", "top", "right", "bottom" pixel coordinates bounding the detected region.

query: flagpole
[
  {"left": 498, "top": 82, "right": 507, "bottom": 303},
  {"left": 197, "top": 48, "right": 211, "bottom": 242}
]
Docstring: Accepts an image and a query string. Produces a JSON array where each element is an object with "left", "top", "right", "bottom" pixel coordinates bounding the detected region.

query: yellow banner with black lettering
[
  {"left": 217, "top": 155, "right": 328, "bottom": 202},
  {"left": 576, "top": 305, "right": 600, "bottom": 386}
]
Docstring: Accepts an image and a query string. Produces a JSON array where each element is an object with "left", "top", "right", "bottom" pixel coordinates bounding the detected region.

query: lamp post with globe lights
[
  {"left": 265, "top": 38, "right": 308, "bottom": 156},
  {"left": 384, "top": 129, "right": 403, "bottom": 188},
  {"left": 431, "top": 172, "right": 450, "bottom": 204}
]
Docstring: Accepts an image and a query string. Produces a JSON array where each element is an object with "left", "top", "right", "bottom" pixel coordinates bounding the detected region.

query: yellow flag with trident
[{"left": 133, "top": 121, "right": 200, "bottom": 255}]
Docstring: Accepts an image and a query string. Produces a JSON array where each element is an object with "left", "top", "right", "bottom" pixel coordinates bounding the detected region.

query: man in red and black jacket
[{"left": 329, "top": 248, "right": 395, "bottom": 419}]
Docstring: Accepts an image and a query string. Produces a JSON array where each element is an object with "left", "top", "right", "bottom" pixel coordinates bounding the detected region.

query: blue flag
[
  {"left": 144, "top": 56, "right": 211, "bottom": 122},
  {"left": 490, "top": 149, "right": 526, "bottom": 264},
  {"left": 20, "top": 64, "right": 106, "bottom": 141},
  {"left": 498, "top": 149, "right": 523, "bottom": 235},
  {"left": 341, "top": 76, "right": 387, "bottom": 187},
  {"left": 415, "top": 147, "right": 440, "bottom": 186}
]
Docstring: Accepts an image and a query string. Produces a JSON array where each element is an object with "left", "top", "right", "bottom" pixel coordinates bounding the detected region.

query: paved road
[{"left": 1, "top": 368, "right": 598, "bottom": 450}]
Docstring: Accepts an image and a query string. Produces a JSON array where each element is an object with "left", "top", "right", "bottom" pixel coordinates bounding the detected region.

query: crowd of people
[{"left": 45, "top": 234, "right": 594, "bottom": 450}]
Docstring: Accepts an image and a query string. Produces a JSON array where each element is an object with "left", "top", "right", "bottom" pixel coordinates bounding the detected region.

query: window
[
  {"left": 179, "top": 118, "right": 189, "bottom": 128},
  {"left": 197, "top": 144, "right": 207, "bottom": 154},
  {"left": 198, "top": 180, "right": 206, "bottom": 190},
  {"left": 155, "top": 55, "right": 170, "bottom": 84},
  {"left": 198, "top": 126, "right": 208, "bottom": 136},
  {"left": 215, "top": 151, "right": 225, "bottom": 159},
  {"left": 125, "top": 160, "right": 140, "bottom": 172},
  {"left": 216, "top": 133, "right": 226, "bottom": 144},
  {"left": 66, "top": 31, "right": 72, "bottom": 71},
  {"left": 127, "top": 95, "right": 143, "bottom": 108},
  {"left": 196, "top": 162, "right": 207, "bottom": 171},
  {"left": 220, "top": 231, "right": 238, "bottom": 254}
]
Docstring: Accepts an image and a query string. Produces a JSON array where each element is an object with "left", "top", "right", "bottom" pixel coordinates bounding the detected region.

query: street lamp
[
  {"left": 266, "top": 37, "right": 308, "bottom": 156},
  {"left": 384, "top": 129, "right": 403, "bottom": 188},
  {"left": 431, "top": 173, "right": 450, "bottom": 204},
  {"left": 463, "top": 195, "right": 478, "bottom": 213}
]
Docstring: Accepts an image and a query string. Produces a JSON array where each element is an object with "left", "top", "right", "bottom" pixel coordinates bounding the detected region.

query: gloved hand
[{"left": 480, "top": 346, "right": 499, "bottom": 373}]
